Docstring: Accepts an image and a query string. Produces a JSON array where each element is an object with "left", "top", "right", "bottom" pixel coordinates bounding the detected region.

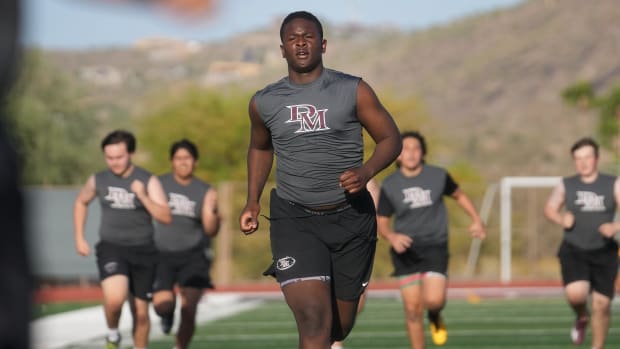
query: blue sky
[{"left": 25, "top": 0, "right": 523, "bottom": 50}]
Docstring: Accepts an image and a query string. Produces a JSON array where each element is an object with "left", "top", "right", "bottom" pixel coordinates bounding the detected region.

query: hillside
[{"left": 42, "top": 0, "right": 620, "bottom": 182}]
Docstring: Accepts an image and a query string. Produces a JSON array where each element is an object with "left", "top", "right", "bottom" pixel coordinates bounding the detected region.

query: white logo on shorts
[
  {"left": 276, "top": 256, "right": 296, "bottom": 270},
  {"left": 104, "top": 261, "right": 118, "bottom": 274},
  {"left": 362, "top": 281, "right": 369, "bottom": 287}
]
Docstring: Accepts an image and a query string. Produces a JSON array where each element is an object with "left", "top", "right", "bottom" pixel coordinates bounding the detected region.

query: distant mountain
[{"left": 43, "top": 0, "right": 620, "bottom": 181}]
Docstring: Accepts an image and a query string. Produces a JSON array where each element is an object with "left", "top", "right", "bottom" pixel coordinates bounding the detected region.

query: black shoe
[{"left": 161, "top": 315, "right": 174, "bottom": 334}]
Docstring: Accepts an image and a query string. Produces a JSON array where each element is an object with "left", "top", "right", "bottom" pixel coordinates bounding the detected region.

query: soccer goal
[
  {"left": 498, "top": 176, "right": 562, "bottom": 282},
  {"left": 465, "top": 176, "right": 562, "bottom": 283}
]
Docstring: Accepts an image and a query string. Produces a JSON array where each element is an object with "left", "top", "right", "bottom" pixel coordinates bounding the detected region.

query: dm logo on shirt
[
  {"left": 575, "top": 191, "right": 606, "bottom": 212},
  {"left": 104, "top": 187, "right": 136, "bottom": 209},
  {"left": 286, "top": 104, "right": 330, "bottom": 133},
  {"left": 168, "top": 193, "right": 196, "bottom": 217},
  {"left": 276, "top": 256, "right": 296, "bottom": 271},
  {"left": 402, "top": 187, "right": 433, "bottom": 209}
]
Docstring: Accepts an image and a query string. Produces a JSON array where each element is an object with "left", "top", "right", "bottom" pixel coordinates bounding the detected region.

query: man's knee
[
  {"left": 154, "top": 299, "right": 175, "bottom": 317},
  {"left": 294, "top": 304, "right": 331, "bottom": 338}
]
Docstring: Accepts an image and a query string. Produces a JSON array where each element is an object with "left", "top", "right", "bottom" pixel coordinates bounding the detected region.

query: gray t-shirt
[
  {"left": 95, "top": 166, "right": 154, "bottom": 246},
  {"left": 563, "top": 173, "right": 617, "bottom": 250},
  {"left": 155, "top": 173, "right": 211, "bottom": 252},
  {"left": 254, "top": 68, "right": 363, "bottom": 206},
  {"left": 378, "top": 165, "right": 458, "bottom": 246}
]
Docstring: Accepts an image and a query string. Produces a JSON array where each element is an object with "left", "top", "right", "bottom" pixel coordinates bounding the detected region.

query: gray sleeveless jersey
[
  {"left": 95, "top": 166, "right": 154, "bottom": 246},
  {"left": 563, "top": 173, "right": 617, "bottom": 250},
  {"left": 377, "top": 165, "right": 458, "bottom": 246},
  {"left": 155, "top": 173, "right": 211, "bottom": 252},
  {"left": 254, "top": 68, "right": 363, "bottom": 206}
]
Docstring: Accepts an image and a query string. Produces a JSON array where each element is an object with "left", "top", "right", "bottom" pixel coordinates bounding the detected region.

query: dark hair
[
  {"left": 170, "top": 138, "right": 199, "bottom": 160},
  {"left": 402, "top": 131, "right": 427, "bottom": 156},
  {"left": 280, "top": 11, "right": 323, "bottom": 42},
  {"left": 395, "top": 131, "right": 427, "bottom": 168},
  {"left": 101, "top": 130, "right": 136, "bottom": 153},
  {"left": 570, "top": 137, "right": 599, "bottom": 157}
]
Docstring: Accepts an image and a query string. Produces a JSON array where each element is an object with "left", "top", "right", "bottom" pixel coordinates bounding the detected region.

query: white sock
[
  {"left": 107, "top": 329, "right": 120, "bottom": 341},
  {"left": 331, "top": 345, "right": 344, "bottom": 349}
]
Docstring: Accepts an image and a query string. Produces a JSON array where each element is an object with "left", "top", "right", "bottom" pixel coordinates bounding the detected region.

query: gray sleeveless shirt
[
  {"left": 563, "top": 173, "right": 617, "bottom": 250},
  {"left": 95, "top": 166, "right": 154, "bottom": 246},
  {"left": 155, "top": 173, "right": 211, "bottom": 252},
  {"left": 254, "top": 68, "right": 362, "bottom": 206},
  {"left": 377, "top": 165, "right": 458, "bottom": 246}
]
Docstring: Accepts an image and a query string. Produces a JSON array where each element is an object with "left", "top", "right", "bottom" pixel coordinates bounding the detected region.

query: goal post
[{"left": 499, "top": 176, "right": 562, "bottom": 283}]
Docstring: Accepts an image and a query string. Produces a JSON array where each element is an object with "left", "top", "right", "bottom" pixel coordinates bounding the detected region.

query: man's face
[
  {"left": 572, "top": 145, "right": 598, "bottom": 177},
  {"left": 398, "top": 137, "right": 424, "bottom": 171},
  {"left": 103, "top": 143, "right": 132, "bottom": 176},
  {"left": 280, "top": 18, "right": 326, "bottom": 74},
  {"left": 171, "top": 148, "right": 196, "bottom": 179}
]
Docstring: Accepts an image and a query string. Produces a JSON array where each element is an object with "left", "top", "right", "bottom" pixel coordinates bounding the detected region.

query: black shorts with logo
[
  {"left": 153, "top": 246, "right": 213, "bottom": 291},
  {"left": 266, "top": 188, "right": 377, "bottom": 301},
  {"left": 95, "top": 240, "right": 157, "bottom": 300},
  {"left": 390, "top": 242, "right": 449, "bottom": 277},
  {"left": 558, "top": 240, "right": 618, "bottom": 298}
]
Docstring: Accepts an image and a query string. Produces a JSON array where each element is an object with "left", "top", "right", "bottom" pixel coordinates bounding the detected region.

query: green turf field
[
  {"left": 146, "top": 296, "right": 620, "bottom": 349},
  {"left": 32, "top": 301, "right": 100, "bottom": 319}
]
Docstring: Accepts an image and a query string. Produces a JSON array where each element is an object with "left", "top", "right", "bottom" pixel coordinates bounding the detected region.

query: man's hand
[
  {"left": 562, "top": 212, "right": 575, "bottom": 229},
  {"left": 239, "top": 202, "right": 260, "bottom": 235},
  {"left": 131, "top": 179, "right": 147, "bottom": 200},
  {"left": 387, "top": 232, "right": 413, "bottom": 254},
  {"left": 599, "top": 222, "right": 617, "bottom": 238},
  {"left": 339, "top": 168, "right": 371, "bottom": 194},
  {"left": 75, "top": 237, "right": 90, "bottom": 256},
  {"left": 469, "top": 220, "right": 486, "bottom": 240}
]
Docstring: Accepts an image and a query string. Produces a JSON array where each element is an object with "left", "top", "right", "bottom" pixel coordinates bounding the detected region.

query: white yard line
[{"left": 30, "top": 293, "right": 263, "bottom": 349}]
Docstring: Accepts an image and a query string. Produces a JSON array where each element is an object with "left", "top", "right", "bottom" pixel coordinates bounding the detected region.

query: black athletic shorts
[
  {"left": 153, "top": 246, "right": 213, "bottom": 291},
  {"left": 95, "top": 240, "right": 157, "bottom": 300},
  {"left": 558, "top": 240, "right": 618, "bottom": 298},
  {"left": 266, "top": 188, "right": 377, "bottom": 301},
  {"left": 390, "top": 242, "right": 449, "bottom": 277}
]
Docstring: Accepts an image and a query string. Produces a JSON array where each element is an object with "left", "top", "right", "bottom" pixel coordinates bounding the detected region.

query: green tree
[
  {"left": 138, "top": 87, "right": 253, "bottom": 182},
  {"left": 561, "top": 81, "right": 594, "bottom": 108},
  {"left": 7, "top": 50, "right": 99, "bottom": 185},
  {"left": 598, "top": 87, "right": 620, "bottom": 149}
]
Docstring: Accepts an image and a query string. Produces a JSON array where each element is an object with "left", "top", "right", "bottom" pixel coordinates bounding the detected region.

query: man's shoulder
[
  {"left": 324, "top": 68, "right": 360, "bottom": 80},
  {"left": 599, "top": 172, "right": 617, "bottom": 180},
  {"left": 422, "top": 164, "right": 447, "bottom": 175},
  {"left": 382, "top": 171, "right": 404, "bottom": 187},
  {"left": 191, "top": 177, "right": 211, "bottom": 191},
  {"left": 255, "top": 77, "right": 288, "bottom": 96},
  {"left": 158, "top": 172, "right": 172, "bottom": 180},
  {"left": 158, "top": 172, "right": 174, "bottom": 184}
]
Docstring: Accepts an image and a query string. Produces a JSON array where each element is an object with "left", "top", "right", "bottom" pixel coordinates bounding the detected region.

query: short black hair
[
  {"left": 402, "top": 130, "right": 427, "bottom": 156},
  {"left": 571, "top": 137, "right": 599, "bottom": 158},
  {"left": 101, "top": 130, "right": 136, "bottom": 153},
  {"left": 170, "top": 138, "right": 199, "bottom": 160},
  {"left": 280, "top": 11, "right": 323, "bottom": 42}
]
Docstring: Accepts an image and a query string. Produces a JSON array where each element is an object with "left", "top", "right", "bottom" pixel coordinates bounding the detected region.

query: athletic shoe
[
  {"left": 429, "top": 314, "right": 447, "bottom": 346},
  {"left": 161, "top": 314, "right": 174, "bottom": 335},
  {"left": 104, "top": 334, "right": 121, "bottom": 349},
  {"left": 570, "top": 315, "right": 588, "bottom": 345}
]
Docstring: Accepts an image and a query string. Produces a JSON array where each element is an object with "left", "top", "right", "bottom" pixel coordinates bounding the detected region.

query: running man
[
  {"left": 152, "top": 139, "right": 220, "bottom": 349},
  {"left": 239, "top": 10, "right": 402, "bottom": 349},
  {"left": 377, "top": 131, "right": 485, "bottom": 349},
  {"left": 544, "top": 137, "right": 619, "bottom": 349},
  {"left": 73, "top": 130, "right": 171, "bottom": 349}
]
